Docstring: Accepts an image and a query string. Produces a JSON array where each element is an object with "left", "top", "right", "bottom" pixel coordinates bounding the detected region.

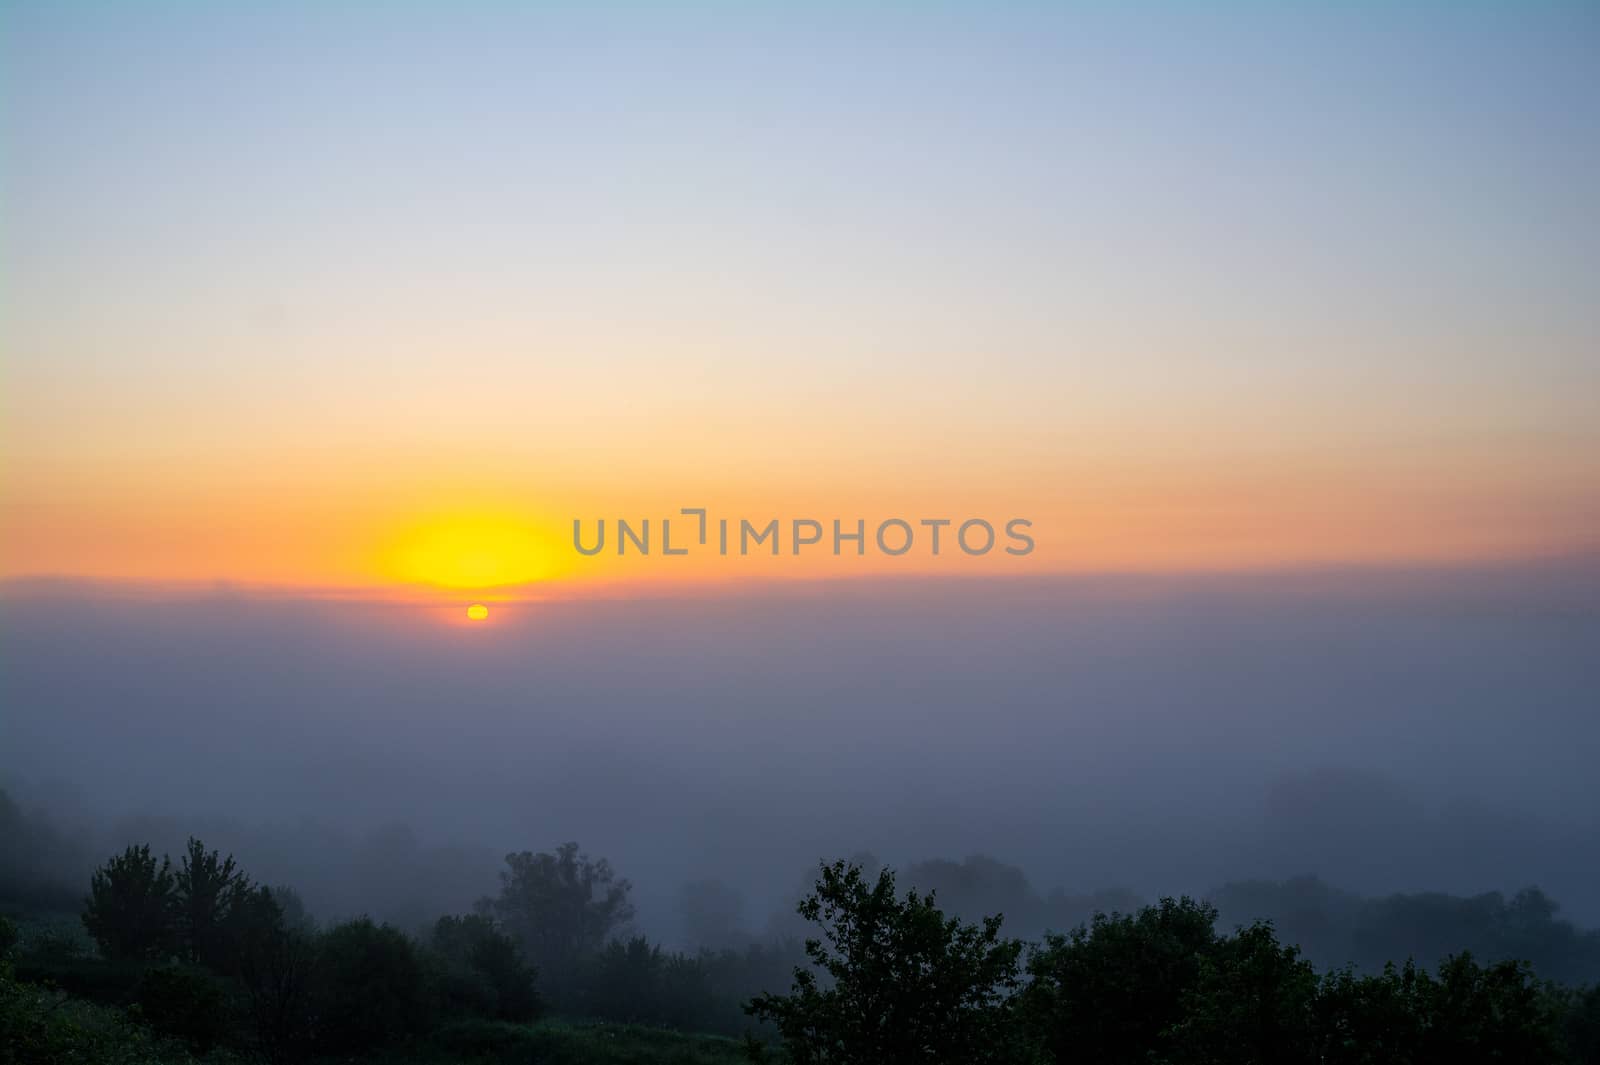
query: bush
[
  {"left": 431, "top": 1018, "right": 749, "bottom": 1065},
  {"left": 311, "top": 917, "right": 433, "bottom": 1053},
  {"left": 0, "top": 964, "right": 228, "bottom": 1065},
  {"left": 573, "top": 937, "right": 753, "bottom": 1034},
  {"left": 432, "top": 913, "right": 542, "bottom": 1023},
  {"left": 17, "top": 919, "right": 92, "bottom": 967},
  {"left": 236, "top": 923, "right": 318, "bottom": 1063},
  {"left": 134, "top": 964, "right": 231, "bottom": 1052},
  {"left": 430, "top": 1017, "right": 542, "bottom": 1060},
  {"left": 13, "top": 953, "right": 148, "bottom": 1006}
]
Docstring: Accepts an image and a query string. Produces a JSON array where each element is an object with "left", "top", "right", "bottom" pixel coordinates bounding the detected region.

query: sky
[
  {"left": 3, "top": 3, "right": 1600, "bottom": 941},
  {"left": 3, "top": 3, "right": 1597, "bottom": 593}
]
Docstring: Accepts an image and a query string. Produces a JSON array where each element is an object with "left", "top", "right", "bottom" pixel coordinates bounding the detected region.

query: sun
[
  {"left": 385, "top": 515, "right": 550, "bottom": 589},
  {"left": 465, "top": 603, "right": 489, "bottom": 621}
]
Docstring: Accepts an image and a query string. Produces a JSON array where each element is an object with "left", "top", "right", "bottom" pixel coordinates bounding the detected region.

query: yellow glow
[
  {"left": 465, "top": 603, "right": 489, "bottom": 620},
  {"left": 384, "top": 515, "right": 551, "bottom": 589}
]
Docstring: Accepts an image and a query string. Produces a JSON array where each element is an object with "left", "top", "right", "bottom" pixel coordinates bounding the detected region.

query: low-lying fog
[{"left": 4, "top": 560, "right": 1598, "bottom": 945}]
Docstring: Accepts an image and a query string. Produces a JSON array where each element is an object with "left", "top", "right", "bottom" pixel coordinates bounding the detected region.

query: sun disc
[{"left": 465, "top": 603, "right": 489, "bottom": 621}]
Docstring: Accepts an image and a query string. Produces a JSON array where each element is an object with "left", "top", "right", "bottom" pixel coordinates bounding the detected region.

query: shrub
[
  {"left": 134, "top": 964, "right": 231, "bottom": 1053},
  {"left": 311, "top": 917, "right": 433, "bottom": 1053},
  {"left": 0, "top": 964, "right": 226, "bottom": 1065},
  {"left": 430, "top": 1017, "right": 541, "bottom": 1060},
  {"left": 432, "top": 913, "right": 542, "bottom": 1023}
]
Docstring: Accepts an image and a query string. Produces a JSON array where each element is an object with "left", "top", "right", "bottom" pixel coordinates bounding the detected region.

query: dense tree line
[
  {"left": 750, "top": 860, "right": 1600, "bottom": 1065},
  {"left": 892, "top": 855, "right": 1600, "bottom": 987},
  {"left": 1211, "top": 874, "right": 1600, "bottom": 986},
  {"left": 8, "top": 839, "right": 544, "bottom": 1061},
  {"left": 5, "top": 835, "right": 1600, "bottom": 1063}
]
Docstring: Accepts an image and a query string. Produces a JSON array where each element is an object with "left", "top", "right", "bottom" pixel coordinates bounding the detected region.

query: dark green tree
[
  {"left": 1165, "top": 922, "right": 1320, "bottom": 1064},
  {"left": 1419, "top": 953, "right": 1564, "bottom": 1064},
  {"left": 134, "top": 964, "right": 231, "bottom": 1052},
  {"left": 1311, "top": 953, "right": 1566, "bottom": 1065},
  {"left": 311, "top": 917, "right": 432, "bottom": 1054},
  {"left": 174, "top": 837, "right": 250, "bottom": 967},
  {"left": 235, "top": 912, "right": 320, "bottom": 1064},
  {"left": 745, "top": 860, "right": 1033, "bottom": 1065},
  {"left": 1313, "top": 961, "right": 1430, "bottom": 1064},
  {"left": 267, "top": 884, "right": 315, "bottom": 934},
  {"left": 81, "top": 844, "right": 176, "bottom": 961},
  {"left": 1020, "top": 896, "right": 1219, "bottom": 1065},
  {"left": 217, "top": 884, "right": 287, "bottom": 976},
  {"left": 1557, "top": 982, "right": 1600, "bottom": 1065},
  {"left": 486, "top": 842, "right": 634, "bottom": 984},
  {"left": 431, "top": 913, "right": 542, "bottom": 1022}
]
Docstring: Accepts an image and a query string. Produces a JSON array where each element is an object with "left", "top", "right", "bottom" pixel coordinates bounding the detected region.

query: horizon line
[{"left": 5, "top": 551, "right": 1600, "bottom": 606}]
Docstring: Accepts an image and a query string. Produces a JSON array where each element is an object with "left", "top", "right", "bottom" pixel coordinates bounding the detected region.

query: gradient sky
[{"left": 3, "top": 3, "right": 1597, "bottom": 590}]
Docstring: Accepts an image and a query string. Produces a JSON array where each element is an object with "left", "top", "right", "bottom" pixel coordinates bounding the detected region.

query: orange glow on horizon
[
  {"left": 381, "top": 514, "right": 563, "bottom": 589},
  {"left": 3, "top": 435, "right": 1597, "bottom": 593}
]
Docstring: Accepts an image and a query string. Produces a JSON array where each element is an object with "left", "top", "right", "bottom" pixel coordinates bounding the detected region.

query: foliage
[
  {"left": 311, "top": 916, "right": 434, "bottom": 1054},
  {"left": 0, "top": 960, "right": 236, "bottom": 1065},
  {"left": 1557, "top": 983, "right": 1600, "bottom": 1065},
  {"left": 1212, "top": 876, "right": 1600, "bottom": 985},
  {"left": 573, "top": 936, "right": 743, "bottom": 1034},
  {"left": 38, "top": 836, "right": 1600, "bottom": 1064},
  {"left": 15, "top": 918, "right": 91, "bottom": 966},
  {"left": 424, "top": 1017, "right": 748, "bottom": 1065},
  {"left": 486, "top": 841, "right": 635, "bottom": 988},
  {"left": 561, "top": 936, "right": 803, "bottom": 1037},
  {"left": 175, "top": 837, "right": 252, "bottom": 968},
  {"left": 12, "top": 952, "right": 148, "bottom": 1005},
  {"left": 1164, "top": 922, "right": 1321, "bottom": 1064},
  {"left": 82, "top": 844, "right": 178, "bottom": 962},
  {"left": 235, "top": 918, "right": 319, "bottom": 1063},
  {"left": 432, "top": 912, "right": 543, "bottom": 1023},
  {"left": 269, "top": 883, "right": 315, "bottom": 934},
  {"left": 1021, "top": 895, "right": 1220, "bottom": 1065},
  {"left": 134, "top": 963, "right": 232, "bottom": 1052},
  {"left": 746, "top": 860, "right": 1032, "bottom": 1065},
  {"left": 1019, "top": 898, "right": 1578, "bottom": 1065},
  {"left": 217, "top": 883, "right": 288, "bottom": 978},
  {"left": 1312, "top": 954, "right": 1567, "bottom": 1065}
]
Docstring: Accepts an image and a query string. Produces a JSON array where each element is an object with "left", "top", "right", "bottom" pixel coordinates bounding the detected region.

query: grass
[
  {"left": 391, "top": 1016, "right": 753, "bottom": 1064},
  {"left": 0, "top": 967, "right": 241, "bottom": 1065}
]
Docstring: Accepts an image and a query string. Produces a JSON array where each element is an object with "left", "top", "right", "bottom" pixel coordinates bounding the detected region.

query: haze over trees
[
  {"left": 485, "top": 842, "right": 634, "bottom": 993},
  {"left": 6, "top": 812, "right": 1600, "bottom": 1063},
  {"left": 2, "top": 565, "right": 1597, "bottom": 1060}
]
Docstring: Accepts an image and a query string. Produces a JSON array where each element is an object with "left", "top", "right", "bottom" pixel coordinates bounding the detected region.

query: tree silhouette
[
  {"left": 432, "top": 913, "right": 542, "bottom": 1022},
  {"left": 746, "top": 860, "right": 1031, "bottom": 1065},
  {"left": 1022, "top": 896, "right": 1220, "bottom": 1065},
  {"left": 81, "top": 844, "right": 176, "bottom": 961},
  {"left": 174, "top": 837, "right": 250, "bottom": 967},
  {"left": 485, "top": 841, "right": 634, "bottom": 984}
]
